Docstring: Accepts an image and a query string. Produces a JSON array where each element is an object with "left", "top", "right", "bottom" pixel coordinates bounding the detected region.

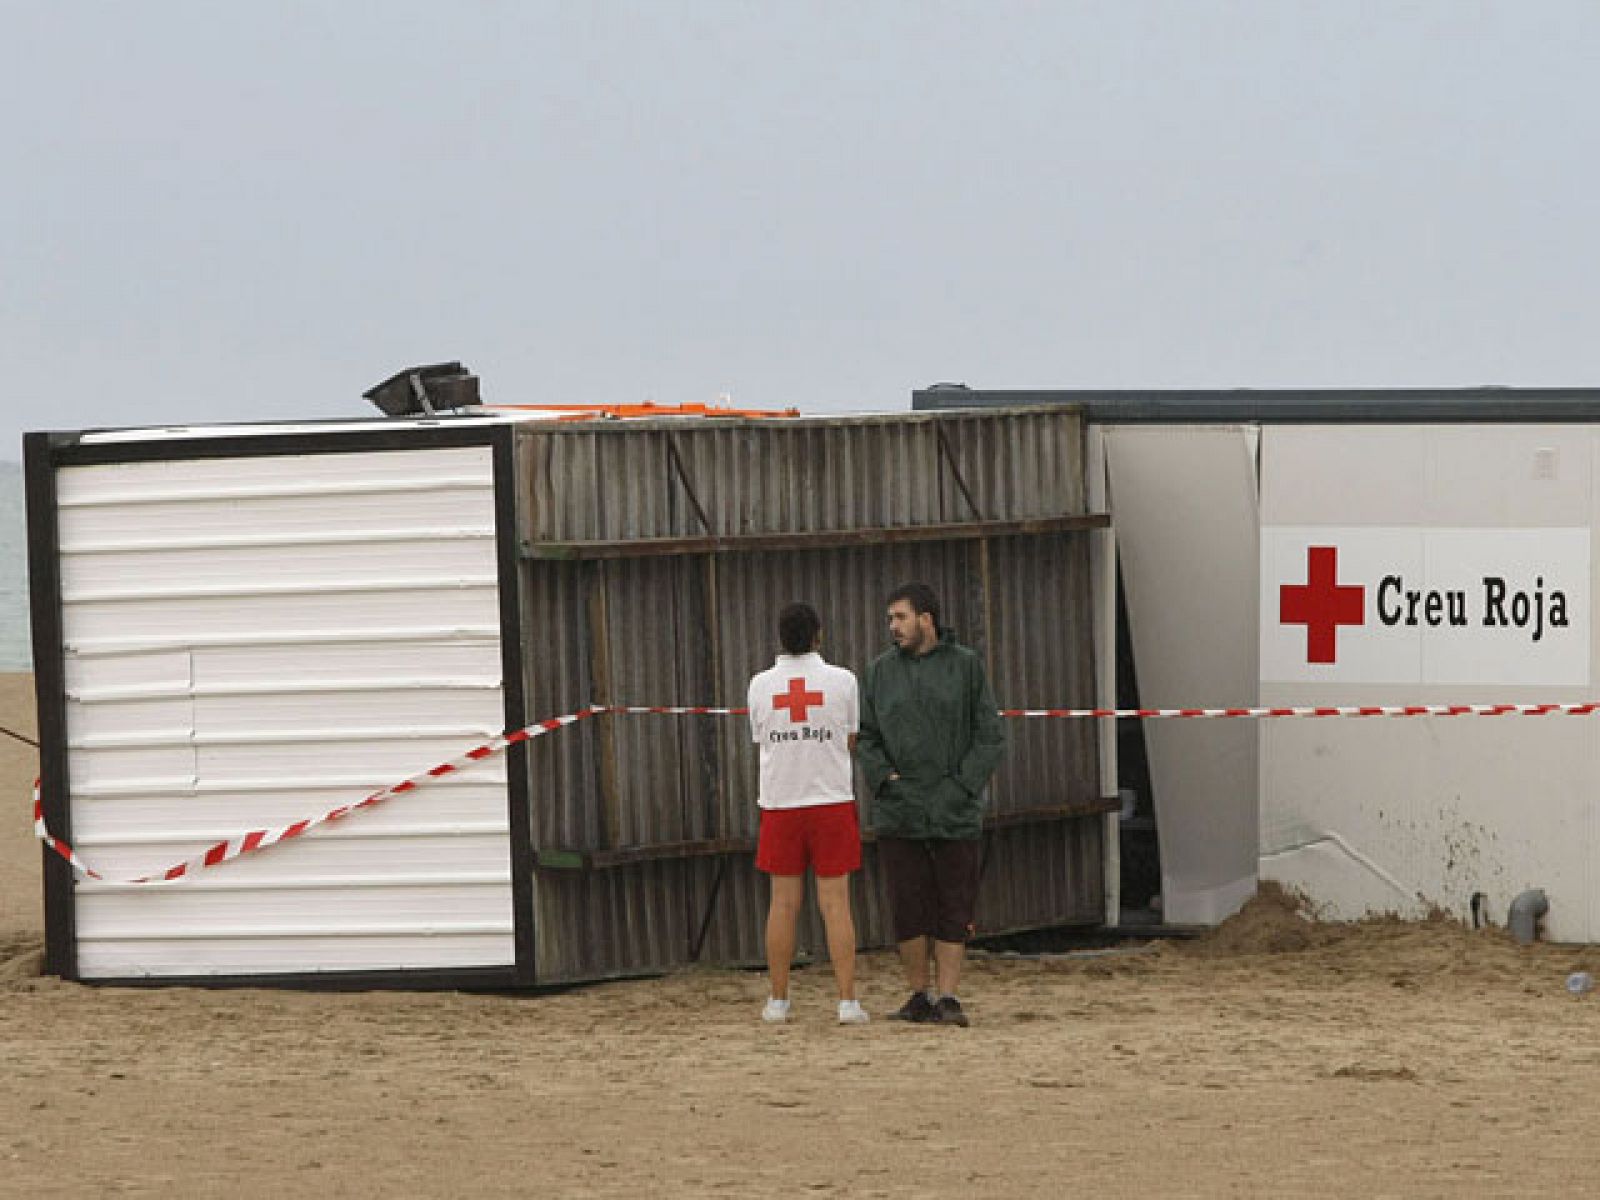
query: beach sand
[
  {"left": 2, "top": 670, "right": 1598, "bottom": 1196},
  {"left": 0, "top": 673, "right": 41, "bottom": 943}
]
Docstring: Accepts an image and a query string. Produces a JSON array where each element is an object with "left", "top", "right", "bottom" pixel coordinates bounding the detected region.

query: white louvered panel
[
  {"left": 64, "top": 648, "right": 192, "bottom": 695},
  {"left": 190, "top": 687, "right": 506, "bottom": 733},
  {"left": 66, "top": 695, "right": 194, "bottom": 741},
  {"left": 62, "top": 534, "right": 497, "bottom": 591},
  {"left": 68, "top": 744, "right": 198, "bottom": 791},
  {"left": 55, "top": 444, "right": 495, "bottom": 495},
  {"left": 60, "top": 583, "right": 501, "bottom": 645},
  {"left": 78, "top": 933, "right": 515, "bottom": 977},
  {"left": 57, "top": 485, "right": 496, "bottom": 541},
  {"left": 191, "top": 733, "right": 508, "bottom": 780},
  {"left": 191, "top": 638, "right": 500, "bottom": 687},
  {"left": 67, "top": 751, "right": 507, "bottom": 856},
  {"left": 66, "top": 781, "right": 511, "bottom": 832},
  {"left": 57, "top": 442, "right": 516, "bottom": 978},
  {"left": 76, "top": 882, "right": 510, "bottom": 931},
  {"left": 66, "top": 625, "right": 505, "bottom": 657},
  {"left": 72, "top": 832, "right": 512, "bottom": 882}
]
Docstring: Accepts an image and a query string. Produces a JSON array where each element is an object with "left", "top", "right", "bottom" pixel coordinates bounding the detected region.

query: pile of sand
[
  {"left": 1178, "top": 878, "right": 1600, "bottom": 983},
  {"left": 1178, "top": 879, "right": 1334, "bottom": 957}
]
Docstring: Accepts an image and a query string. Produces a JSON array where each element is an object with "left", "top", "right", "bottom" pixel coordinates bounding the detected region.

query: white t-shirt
[{"left": 747, "top": 652, "right": 860, "bottom": 810}]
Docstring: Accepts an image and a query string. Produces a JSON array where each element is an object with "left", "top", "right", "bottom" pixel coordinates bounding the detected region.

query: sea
[{"left": 0, "top": 462, "right": 30, "bottom": 670}]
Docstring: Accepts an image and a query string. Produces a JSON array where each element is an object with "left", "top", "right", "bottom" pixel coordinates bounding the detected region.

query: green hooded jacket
[{"left": 857, "top": 629, "right": 1006, "bottom": 840}]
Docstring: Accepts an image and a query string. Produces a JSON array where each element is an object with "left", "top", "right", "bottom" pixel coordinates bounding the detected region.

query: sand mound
[
  {"left": 1180, "top": 880, "right": 1333, "bottom": 957},
  {"left": 1167, "top": 882, "right": 1600, "bottom": 1011}
]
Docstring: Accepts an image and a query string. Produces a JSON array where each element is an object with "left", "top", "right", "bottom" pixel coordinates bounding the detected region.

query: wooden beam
[
  {"left": 534, "top": 797, "right": 1121, "bottom": 870},
  {"left": 524, "top": 513, "right": 1110, "bottom": 561}
]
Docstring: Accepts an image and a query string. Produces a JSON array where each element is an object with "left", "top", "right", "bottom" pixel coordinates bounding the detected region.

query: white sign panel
[{"left": 1261, "top": 527, "right": 1591, "bottom": 685}]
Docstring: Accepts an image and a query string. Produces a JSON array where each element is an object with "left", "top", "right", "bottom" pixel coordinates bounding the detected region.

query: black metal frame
[
  {"left": 912, "top": 386, "right": 1600, "bottom": 423},
  {"left": 24, "top": 433, "right": 75, "bottom": 978},
  {"left": 24, "top": 421, "right": 537, "bottom": 991}
]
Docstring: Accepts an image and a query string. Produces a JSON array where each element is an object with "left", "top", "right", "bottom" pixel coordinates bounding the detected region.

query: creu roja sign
[
  {"left": 1375, "top": 573, "right": 1572, "bottom": 643},
  {"left": 1261, "top": 527, "right": 1592, "bottom": 686}
]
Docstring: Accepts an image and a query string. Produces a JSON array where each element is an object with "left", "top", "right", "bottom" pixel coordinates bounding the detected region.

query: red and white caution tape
[
  {"left": 32, "top": 706, "right": 603, "bottom": 885},
  {"left": 999, "top": 703, "right": 1600, "bottom": 719},
  {"left": 597, "top": 704, "right": 749, "bottom": 716},
  {"left": 32, "top": 699, "right": 1600, "bottom": 885},
  {"left": 606, "top": 701, "right": 1600, "bottom": 719}
]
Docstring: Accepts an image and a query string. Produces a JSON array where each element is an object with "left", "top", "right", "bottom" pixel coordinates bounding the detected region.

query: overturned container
[{"left": 26, "top": 404, "right": 1110, "bottom": 988}]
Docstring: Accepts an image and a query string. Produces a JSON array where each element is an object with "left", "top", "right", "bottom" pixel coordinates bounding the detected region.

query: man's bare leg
[
  {"left": 933, "top": 938, "right": 965, "bottom": 997},
  {"left": 897, "top": 935, "right": 931, "bottom": 992},
  {"left": 765, "top": 874, "right": 804, "bottom": 999},
  {"left": 814, "top": 873, "right": 858, "bottom": 1001}
]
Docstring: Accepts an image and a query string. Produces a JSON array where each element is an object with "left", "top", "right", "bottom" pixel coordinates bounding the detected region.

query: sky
[{"left": 5, "top": 0, "right": 1600, "bottom": 458}]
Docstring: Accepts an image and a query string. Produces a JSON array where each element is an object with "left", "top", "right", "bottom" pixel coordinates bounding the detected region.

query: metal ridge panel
[{"left": 913, "top": 386, "right": 1600, "bottom": 423}]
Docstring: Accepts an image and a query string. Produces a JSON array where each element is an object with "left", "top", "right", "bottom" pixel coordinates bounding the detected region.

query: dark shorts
[
  {"left": 756, "top": 803, "right": 863, "bottom": 877},
  {"left": 876, "top": 836, "right": 984, "bottom": 944}
]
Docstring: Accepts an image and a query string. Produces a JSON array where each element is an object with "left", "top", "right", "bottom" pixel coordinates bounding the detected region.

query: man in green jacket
[{"left": 857, "top": 582, "right": 1005, "bottom": 1026}]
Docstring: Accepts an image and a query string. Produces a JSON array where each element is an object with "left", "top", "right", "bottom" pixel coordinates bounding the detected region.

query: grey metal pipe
[{"left": 1508, "top": 888, "right": 1549, "bottom": 944}]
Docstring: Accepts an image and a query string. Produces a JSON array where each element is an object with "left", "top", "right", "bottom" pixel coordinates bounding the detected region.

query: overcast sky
[{"left": 4, "top": 1, "right": 1599, "bottom": 457}]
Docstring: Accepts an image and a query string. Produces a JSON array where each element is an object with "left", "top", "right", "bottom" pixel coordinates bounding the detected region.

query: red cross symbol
[
  {"left": 774, "top": 677, "right": 824, "bottom": 723},
  {"left": 1280, "top": 546, "right": 1365, "bottom": 664}
]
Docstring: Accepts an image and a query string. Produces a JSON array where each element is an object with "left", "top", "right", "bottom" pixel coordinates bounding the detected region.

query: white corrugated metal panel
[
  {"left": 56, "top": 444, "right": 514, "bottom": 978},
  {"left": 1259, "top": 424, "right": 1600, "bottom": 941},
  {"left": 76, "top": 416, "right": 514, "bottom": 444},
  {"left": 1103, "top": 426, "right": 1260, "bottom": 925}
]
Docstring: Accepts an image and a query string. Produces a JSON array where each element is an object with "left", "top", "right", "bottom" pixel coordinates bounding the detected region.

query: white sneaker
[
  {"left": 837, "top": 999, "right": 870, "bottom": 1025},
  {"left": 762, "top": 997, "right": 791, "bottom": 1023}
]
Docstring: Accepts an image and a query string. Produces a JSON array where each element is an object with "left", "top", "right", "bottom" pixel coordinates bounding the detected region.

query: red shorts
[{"left": 755, "top": 803, "right": 862, "bottom": 877}]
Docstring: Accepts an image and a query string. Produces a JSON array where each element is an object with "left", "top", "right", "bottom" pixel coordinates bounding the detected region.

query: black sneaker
[
  {"left": 933, "top": 996, "right": 969, "bottom": 1027},
  {"left": 887, "top": 991, "right": 936, "bottom": 1023}
]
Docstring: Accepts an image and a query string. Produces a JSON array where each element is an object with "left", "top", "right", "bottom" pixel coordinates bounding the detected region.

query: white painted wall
[
  {"left": 1259, "top": 425, "right": 1600, "bottom": 941},
  {"left": 55, "top": 443, "right": 515, "bottom": 977}
]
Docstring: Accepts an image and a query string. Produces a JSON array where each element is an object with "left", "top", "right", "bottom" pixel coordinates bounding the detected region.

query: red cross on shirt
[
  {"left": 774, "top": 677, "right": 824, "bottom": 723},
  {"left": 1280, "top": 545, "right": 1365, "bottom": 664}
]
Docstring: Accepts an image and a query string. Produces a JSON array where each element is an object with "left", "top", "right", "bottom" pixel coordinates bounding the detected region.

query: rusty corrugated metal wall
[{"left": 514, "top": 409, "right": 1106, "bottom": 984}]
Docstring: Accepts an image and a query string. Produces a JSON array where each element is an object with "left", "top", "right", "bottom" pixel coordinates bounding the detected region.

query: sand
[{"left": 2, "top": 670, "right": 1599, "bottom": 1197}]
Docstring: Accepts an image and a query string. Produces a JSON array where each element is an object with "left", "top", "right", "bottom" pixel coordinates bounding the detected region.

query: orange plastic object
[{"left": 482, "top": 402, "right": 800, "bottom": 421}]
